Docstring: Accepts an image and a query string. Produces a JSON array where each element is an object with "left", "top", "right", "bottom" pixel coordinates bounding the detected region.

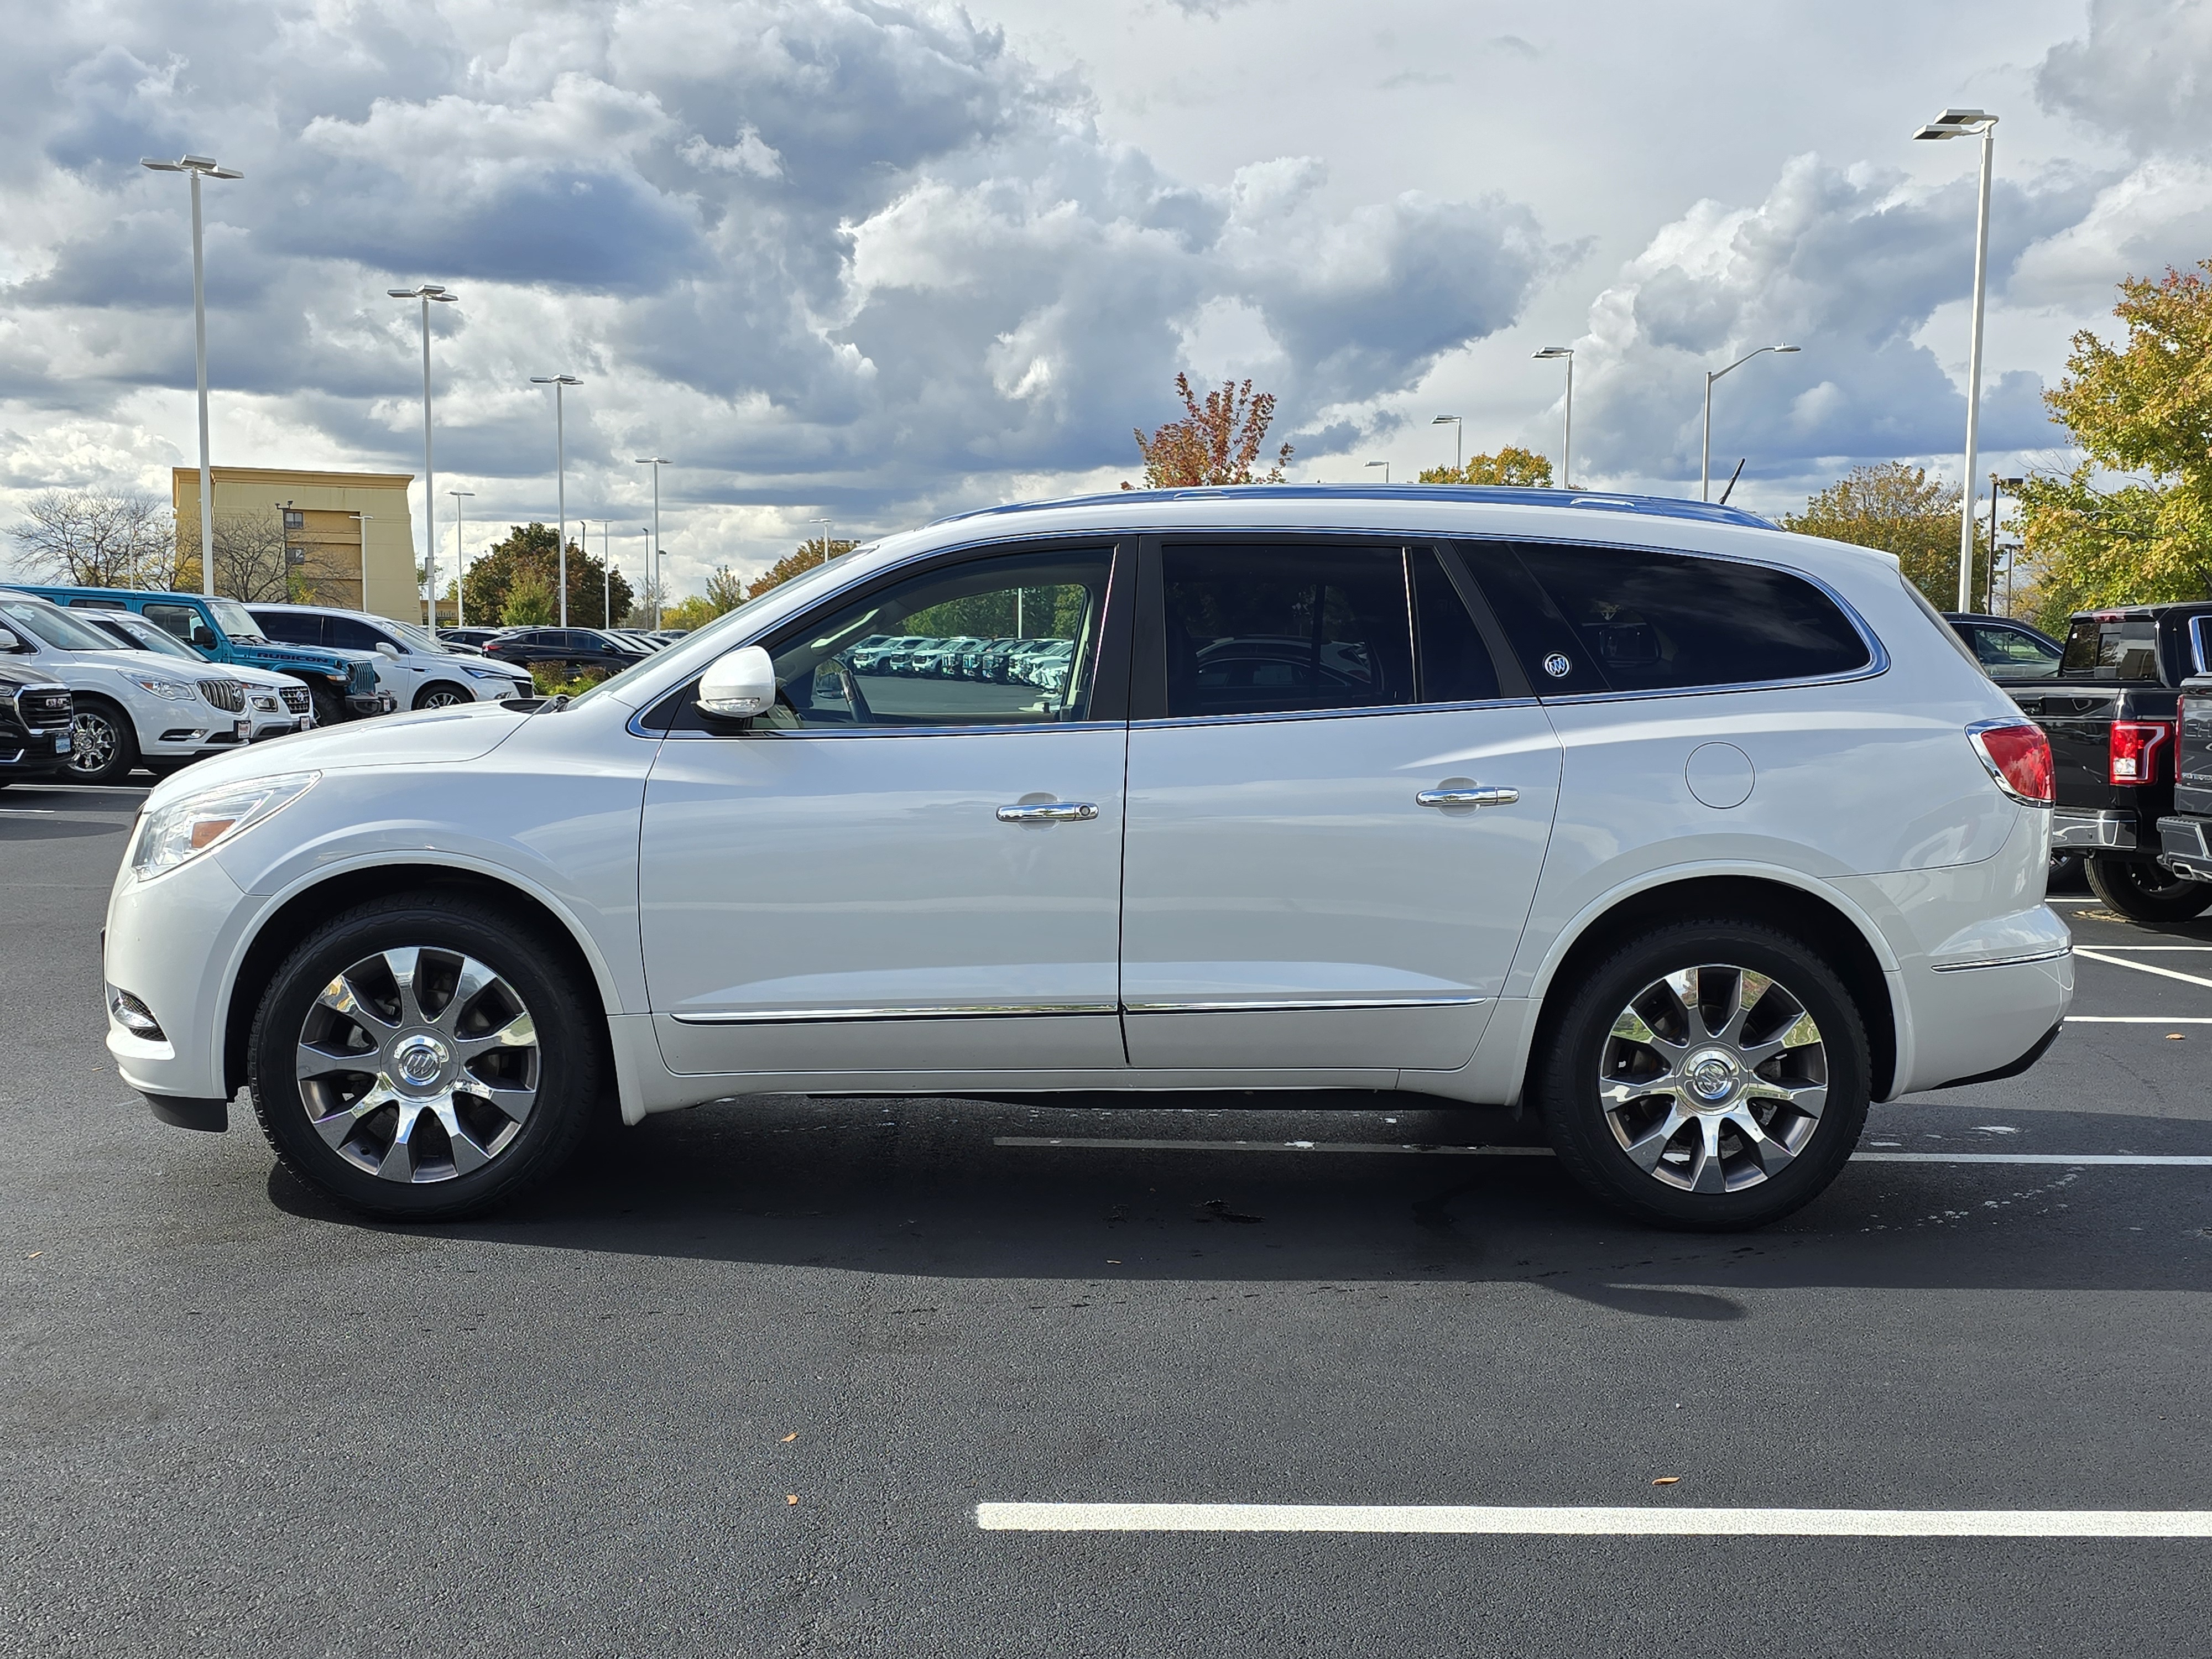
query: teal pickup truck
[{"left": 20, "top": 585, "right": 392, "bottom": 724}]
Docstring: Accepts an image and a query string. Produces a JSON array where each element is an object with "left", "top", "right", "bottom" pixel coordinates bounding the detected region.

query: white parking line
[
  {"left": 975, "top": 1502, "right": 2212, "bottom": 1537},
  {"left": 2072, "top": 945, "right": 2212, "bottom": 952},
  {"left": 993, "top": 1138, "right": 2212, "bottom": 1166},
  {"left": 2067, "top": 1015, "right": 2212, "bottom": 1023},
  {"left": 2074, "top": 948, "right": 2212, "bottom": 990}
]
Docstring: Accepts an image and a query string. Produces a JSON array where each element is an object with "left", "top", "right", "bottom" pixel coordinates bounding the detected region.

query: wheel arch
[
  {"left": 413, "top": 680, "right": 471, "bottom": 710},
  {"left": 221, "top": 860, "right": 628, "bottom": 1111},
  {"left": 1522, "top": 872, "right": 1902, "bottom": 1103}
]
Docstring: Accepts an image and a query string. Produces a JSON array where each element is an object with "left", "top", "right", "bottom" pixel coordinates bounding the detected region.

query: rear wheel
[
  {"left": 2085, "top": 854, "right": 2212, "bottom": 922},
  {"left": 1536, "top": 918, "right": 1871, "bottom": 1231},
  {"left": 67, "top": 696, "right": 139, "bottom": 785},
  {"left": 248, "top": 892, "right": 603, "bottom": 1220}
]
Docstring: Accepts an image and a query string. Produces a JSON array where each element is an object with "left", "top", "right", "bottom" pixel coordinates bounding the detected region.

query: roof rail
[{"left": 928, "top": 482, "right": 1777, "bottom": 531}]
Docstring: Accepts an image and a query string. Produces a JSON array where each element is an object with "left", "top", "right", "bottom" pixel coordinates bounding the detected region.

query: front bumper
[
  {"left": 2051, "top": 807, "right": 2138, "bottom": 851},
  {"left": 1, "top": 726, "right": 72, "bottom": 778},
  {"left": 343, "top": 690, "right": 398, "bottom": 717}
]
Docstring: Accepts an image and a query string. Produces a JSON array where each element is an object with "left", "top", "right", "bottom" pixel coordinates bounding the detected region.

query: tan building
[{"left": 173, "top": 465, "right": 418, "bottom": 620}]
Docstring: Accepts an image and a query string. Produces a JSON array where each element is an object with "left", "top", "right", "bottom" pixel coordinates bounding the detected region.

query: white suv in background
[
  {"left": 246, "top": 604, "right": 533, "bottom": 709},
  {"left": 102, "top": 487, "right": 2069, "bottom": 1231},
  {"left": 75, "top": 608, "right": 315, "bottom": 743},
  {"left": 0, "top": 591, "right": 254, "bottom": 785}
]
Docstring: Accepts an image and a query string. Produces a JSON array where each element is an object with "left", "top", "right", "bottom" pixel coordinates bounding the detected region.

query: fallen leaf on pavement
[
  {"left": 781, "top": 1432, "right": 797, "bottom": 1442},
  {"left": 1652, "top": 1477, "right": 1680, "bottom": 1486},
  {"left": 786, "top": 1495, "right": 799, "bottom": 1505}
]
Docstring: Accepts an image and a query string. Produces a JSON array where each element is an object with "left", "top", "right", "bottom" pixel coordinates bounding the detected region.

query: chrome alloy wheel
[
  {"left": 1598, "top": 964, "right": 1827, "bottom": 1194},
  {"left": 420, "top": 687, "right": 467, "bottom": 708},
  {"left": 68, "top": 709, "right": 119, "bottom": 774},
  {"left": 294, "top": 946, "right": 539, "bottom": 1183}
]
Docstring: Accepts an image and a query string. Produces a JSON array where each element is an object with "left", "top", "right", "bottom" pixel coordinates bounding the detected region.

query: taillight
[
  {"left": 2109, "top": 720, "right": 2173, "bottom": 785},
  {"left": 1967, "top": 718, "right": 2054, "bottom": 805}
]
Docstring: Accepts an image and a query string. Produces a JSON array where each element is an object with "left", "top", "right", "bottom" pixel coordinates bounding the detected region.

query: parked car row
[
  {"left": 0, "top": 653, "right": 73, "bottom": 789},
  {"left": 848, "top": 633, "right": 1077, "bottom": 693}
]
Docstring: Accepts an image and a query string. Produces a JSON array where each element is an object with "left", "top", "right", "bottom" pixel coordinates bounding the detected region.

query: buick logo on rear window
[{"left": 1543, "top": 652, "right": 1572, "bottom": 679}]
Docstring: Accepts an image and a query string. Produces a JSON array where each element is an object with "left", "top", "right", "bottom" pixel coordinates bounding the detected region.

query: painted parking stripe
[
  {"left": 2073, "top": 945, "right": 2212, "bottom": 952},
  {"left": 2074, "top": 948, "right": 2212, "bottom": 990},
  {"left": 993, "top": 1138, "right": 2212, "bottom": 1166},
  {"left": 2067, "top": 1015, "right": 2212, "bottom": 1022},
  {"left": 975, "top": 1502, "right": 2212, "bottom": 1536}
]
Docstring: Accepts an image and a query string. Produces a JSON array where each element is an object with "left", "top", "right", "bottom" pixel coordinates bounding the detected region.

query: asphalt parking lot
[{"left": 4, "top": 779, "right": 2209, "bottom": 1658}]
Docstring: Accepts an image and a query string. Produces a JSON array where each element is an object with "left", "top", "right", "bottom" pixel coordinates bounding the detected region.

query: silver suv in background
[{"left": 247, "top": 604, "right": 533, "bottom": 709}]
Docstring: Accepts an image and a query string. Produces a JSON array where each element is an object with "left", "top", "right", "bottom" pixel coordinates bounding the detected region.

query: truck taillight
[
  {"left": 2109, "top": 720, "right": 2172, "bottom": 785},
  {"left": 1968, "top": 718, "right": 2054, "bottom": 805}
]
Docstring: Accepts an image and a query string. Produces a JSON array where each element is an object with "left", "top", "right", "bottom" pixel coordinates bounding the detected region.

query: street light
[
  {"left": 530, "top": 374, "right": 582, "bottom": 625},
  {"left": 1432, "top": 414, "right": 1462, "bottom": 476},
  {"left": 141, "top": 154, "right": 242, "bottom": 597},
  {"left": 1990, "top": 473, "right": 2026, "bottom": 615},
  {"left": 1364, "top": 460, "right": 1389, "bottom": 484},
  {"left": 640, "top": 527, "right": 652, "bottom": 627},
  {"left": 449, "top": 489, "right": 474, "bottom": 626},
  {"left": 811, "top": 517, "right": 833, "bottom": 563},
  {"left": 634, "top": 457, "right": 669, "bottom": 629},
  {"left": 388, "top": 284, "right": 458, "bottom": 626},
  {"left": 1916, "top": 107, "right": 2001, "bottom": 611},
  {"left": 602, "top": 521, "right": 614, "bottom": 628},
  {"left": 1533, "top": 347, "right": 1574, "bottom": 488},
  {"left": 1702, "top": 345, "right": 1800, "bottom": 501}
]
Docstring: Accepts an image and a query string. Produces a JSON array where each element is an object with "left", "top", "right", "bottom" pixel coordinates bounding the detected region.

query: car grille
[
  {"left": 16, "top": 686, "right": 72, "bottom": 730},
  {"left": 197, "top": 679, "right": 246, "bottom": 713},
  {"left": 278, "top": 684, "right": 310, "bottom": 714}
]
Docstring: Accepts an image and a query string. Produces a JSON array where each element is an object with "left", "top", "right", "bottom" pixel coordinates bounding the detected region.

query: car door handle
[
  {"left": 1416, "top": 785, "right": 1519, "bottom": 808},
  {"left": 996, "top": 801, "right": 1100, "bottom": 823}
]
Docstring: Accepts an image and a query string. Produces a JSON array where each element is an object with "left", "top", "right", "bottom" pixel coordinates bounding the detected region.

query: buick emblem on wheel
[{"left": 1543, "top": 651, "right": 1572, "bottom": 677}]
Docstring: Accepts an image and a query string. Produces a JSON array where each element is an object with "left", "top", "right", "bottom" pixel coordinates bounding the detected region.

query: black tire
[
  {"left": 248, "top": 891, "right": 604, "bottom": 1220},
  {"left": 2084, "top": 854, "right": 2212, "bottom": 923},
  {"left": 307, "top": 684, "right": 347, "bottom": 727},
  {"left": 1535, "top": 917, "right": 1872, "bottom": 1232},
  {"left": 413, "top": 681, "right": 470, "bottom": 711},
  {"left": 66, "top": 696, "right": 140, "bottom": 785}
]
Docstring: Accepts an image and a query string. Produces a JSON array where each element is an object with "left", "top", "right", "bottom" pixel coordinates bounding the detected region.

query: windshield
[
  {"left": 207, "top": 598, "right": 269, "bottom": 642},
  {"left": 388, "top": 619, "right": 453, "bottom": 654},
  {"left": 0, "top": 596, "right": 128, "bottom": 651},
  {"left": 98, "top": 614, "right": 205, "bottom": 661}
]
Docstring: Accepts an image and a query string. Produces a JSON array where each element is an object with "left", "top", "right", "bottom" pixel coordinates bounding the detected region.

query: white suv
[
  {"left": 247, "top": 604, "right": 533, "bottom": 708},
  {"left": 100, "top": 488, "right": 2070, "bottom": 1229}
]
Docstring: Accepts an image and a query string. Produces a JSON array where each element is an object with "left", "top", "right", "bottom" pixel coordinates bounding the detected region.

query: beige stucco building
[{"left": 173, "top": 466, "right": 417, "bottom": 620}]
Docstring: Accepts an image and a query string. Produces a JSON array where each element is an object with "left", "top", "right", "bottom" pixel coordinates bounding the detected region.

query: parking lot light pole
[
  {"left": 1364, "top": 460, "right": 1389, "bottom": 484},
  {"left": 812, "top": 517, "right": 833, "bottom": 564},
  {"left": 634, "top": 457, "right": 669, "bottom": 629},
  {"left": 603, "top": 521, "right": 613, "bottom": 626},
  {"left": 1702, "top": 345, "right": 1799, "bottom": 501},
  {"left": 449, "top": 489, "right": 473, "bottom": 625},
  {"left": 1990, "top": 473, "right": 2025, "bottom": 614},
  {"left": 1533, "top": 347, "right": 1574, "bottom": 488},
  {"left": 1432, "top": 414, "right": 1462, "bottom": 476},
  {"left": 140, "top": 154, "right": 242, "bottom": 597},
  {"left": 640, "top": 527, "right": 651, "bottom": 625},
  {"left": 388, "top": 285, "right": 457, "bottom": 626},
  {"left": 532, "top": 374, "right": 582, "bottom": 625},
  {"left": 1916, "top": 108, "right": 2000, "bottom": 612}
]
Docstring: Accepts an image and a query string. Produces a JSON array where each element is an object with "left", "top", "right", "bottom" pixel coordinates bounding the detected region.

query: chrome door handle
[
  {"left": 995, "top": 801, "right": 1100, "bottom": 823},
  {"left": 1416, "top": 786, "right": 1519, "bottom": 808}
]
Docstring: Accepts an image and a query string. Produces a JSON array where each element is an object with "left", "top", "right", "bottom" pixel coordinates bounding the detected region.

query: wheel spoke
[
  {"left": 1621, "top": 1104, "right": 1689, "bottom": 1173},
  {"left": 1660, "top": 968, "right": 1704, "bottom": 1042},
  {"left": 462, "top": 1081, "right": 536, "bottom": 1125},
  {"left": 455, "top": 1010, "right": 535, "bottom": 1063},
  {"left": 296, "top": 1038, "right": 369, "bottom": 1082},
  {"left": 430, "top": 1095, "right": 495, "bottom": 1176},
  {"left": 310, "top": 1081, "right": 398, "bottom": 1150},
  {"left": 1743, "top": 1079, "right": 1827, "bottom": 1120},
  {"left": 1687, "top": 1114, "right": 1729, "bottom": 1193},
  {"left": 382, "top": 948, "right": 428, "bottom": 1029},
  {"left": 439, "top": 956, "right": 501, "bottom": 1033},
  {"left": 1729, "top": 1106, "right": 1797, "bottom": 1173},
  {"left": 375, "top": 1100, "right": 427, "bottom": 1182},
  {"left": 316, "top": 972, "right": 397, "bottom": 1035}
]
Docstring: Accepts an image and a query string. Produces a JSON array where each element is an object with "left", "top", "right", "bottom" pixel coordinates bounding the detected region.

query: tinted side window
[
  {"left": 256, "top": 612, "right": 326, "bottom": 646},
  {"left": 326, "top": 617, "right": 387, "bottom": 651},
  {"left": 2060, "top": 617, "right": 2158, "bottom": 680},
  {"left": 143, "top": 603, "right": 197, "bottom": 641},
  {"left": 1511, "top": 542, "right": 1870, "bottom": 692},
  {"left": 1411, "top": 550, "right": 1500, "bottom": 703},
  {"left": 1968, "top": 624, "right": 2060, "bottom": 678},
  {"left": 1162, "top": 544, "right": 1411, "bottom": 718}
]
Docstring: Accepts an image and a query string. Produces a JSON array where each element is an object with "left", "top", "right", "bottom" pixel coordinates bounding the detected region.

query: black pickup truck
[
  {"left": 2151, "top": 674, "right": 2212, "bottom": 890},
  {"left": 2005, "top": 602, "right": 2212, "bottom": 923}
]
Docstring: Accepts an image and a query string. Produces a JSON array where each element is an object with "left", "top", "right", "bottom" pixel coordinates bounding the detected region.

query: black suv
[
  {"left": 0, "top": 645, "right": 75, "bottom": 789},
  {"left": 482, "top": 628, "right": 647, "bottom": 675}
]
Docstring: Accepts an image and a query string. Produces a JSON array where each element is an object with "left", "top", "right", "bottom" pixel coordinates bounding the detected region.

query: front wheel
[
  {"left": 67, "top": 697, "right": 140, "bottom": 785},
  {"left": 248, "top": 892, "right": 603, "bottom": 1220},
  {"left": 414, "top": 682, "right": 469, "bottom": 710},
  {"left": 2085, "top": 854, "right": 2212, "bottom": 923},
  {"left": 1535, "top": 919, "right": 1871, "bottom": 1231}
]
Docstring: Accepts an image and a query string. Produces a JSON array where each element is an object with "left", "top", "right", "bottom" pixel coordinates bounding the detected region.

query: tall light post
[
  {"left": 577, "top": 518, "right": 589, "bottom": 621},
  {"left": 388, "top": 284, "right": 458, "bottom": 625},
  {"left": 811, "top": 517, "right": 833, "bottom": 564},
  {"left": 640, "top": 527, "right": 652, "bottom": 626},
  {"left": 1916, "top": 108, "right": 2000, "bottom": 611},
  {"left": 530, "top": 374, "right": 582, "bottom": 625},
  {"left": 1364, "top": 460, "right": 1389, "bottom": 484},
  {"left": 1990, "top": 473, "right": 2025, "bottom": 615},
  {"left": 602, "top": 521, "right": 614, "bottom": 627},
  {"left": 140, "top": 154, "right": 242, "bottom": 597},
  {"left": 1533, "top": 347, "right": 1574, "bottom": 488},
  {"left": 634, "top": 457, "right": 669, "bottom": 629},
  {"left": 1702, "top": 345, "right": 1800, "bottom": 500},
  {"left": 449, "top": 489, "right": 474, "bottom": 626},
  {"left": 1432, "top": 414, "right": 1462, "bottom": 476}
]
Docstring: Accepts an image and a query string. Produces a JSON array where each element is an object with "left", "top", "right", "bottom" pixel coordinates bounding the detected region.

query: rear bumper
[
  {"left": 2052, "top": 807, "right": 2137, "bottom": 851},
  {"left": 2156, "top": 815, "right": 2212, "bottom": 883},
  {"left": 1894, "top": 948, "right": 2074, "bottom": 1097}
]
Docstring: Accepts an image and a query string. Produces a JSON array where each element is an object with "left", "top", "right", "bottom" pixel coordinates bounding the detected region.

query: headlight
[
  {"left": 461, "top": 664, "right": 509, "bottom": 679},
  {"left": 127, "top": 674, "right": 195, "bottom": 701},
  {"left": 131, "top": 771, "right": 319, "bottom": 880}
]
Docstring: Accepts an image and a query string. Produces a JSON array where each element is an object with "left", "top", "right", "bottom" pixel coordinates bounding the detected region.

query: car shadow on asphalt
[{"left": 263, "top": 1091, "right": 2210, "bottom": 1313}]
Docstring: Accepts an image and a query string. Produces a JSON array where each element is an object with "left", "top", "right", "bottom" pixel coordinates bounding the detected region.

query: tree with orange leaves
[{"left": 1124, "top": 374, "right": 1293, "bottom": 489}]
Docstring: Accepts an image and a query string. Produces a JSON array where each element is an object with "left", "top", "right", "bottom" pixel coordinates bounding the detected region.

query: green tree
[
  {"left": 501, "top": 567, "right": 557, "bottom": 626},
  {"left": 1124, "top": 374, "right": 1292, "bottom": 488},
  {"left": 660, "top": 594, "right": 722, "bottom": 630},
  {"left": 460, "top": 522, "right": 633, "bottom": 628},
  {"left": 1417, "top": 446, "right": 1554, "bottom": 487},
  {"left": 2015, "top": 262, "right": 2212, "bottom": 627},
  {"left": 1780, "top": 462, "right": 1989, "bottom": 609},
  {"left": 745, "top": 536, "right": 857, "bottom": 601}
]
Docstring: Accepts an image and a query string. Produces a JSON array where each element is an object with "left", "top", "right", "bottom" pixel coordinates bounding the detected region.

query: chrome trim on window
[
  {"left": 1129, "top": 696, "right": 1542, "bottom": 733},
  {"left": 669, "top": 1001, "right": 1120, "bottom": 1026},
  {"left": 1929, "top": 946, "right": 2073, "bottom": 974},
  {"left": 635, "top": 713, "right": 1131, "bottom": 741},
  {"left": 1123, "top": 995, "right": 1487, "bottom": 1014}
]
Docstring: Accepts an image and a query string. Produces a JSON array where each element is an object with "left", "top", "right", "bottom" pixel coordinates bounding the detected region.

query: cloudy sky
[{"left": 1, "top": 0, "right": 2205, "bottom": 596}]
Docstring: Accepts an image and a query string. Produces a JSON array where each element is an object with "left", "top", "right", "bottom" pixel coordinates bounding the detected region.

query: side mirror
[
  {"left": 374, "top": 641, "right": 401, "bottom": 660},
  {"left": 190, "top": 625, "right": 218, "bottom": 648},
  {"left": 696, "top": 645, "right": 776, "bottom": 720},
  {"left": 0, "top": 627, "right": 21, "bottom": 652}
]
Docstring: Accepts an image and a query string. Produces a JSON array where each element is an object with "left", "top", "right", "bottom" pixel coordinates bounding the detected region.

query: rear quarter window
[
  {"left": 2061, "top": 617, "right": 2159, "bottom": 680},
  {"left": 1504, "top": 541, "right": 1871, "bottom": 693}
]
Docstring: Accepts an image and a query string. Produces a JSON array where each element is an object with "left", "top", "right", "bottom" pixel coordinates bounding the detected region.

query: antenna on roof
[{"left": 1718, "top": 458, "right": 1746, "bottom": 506}]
